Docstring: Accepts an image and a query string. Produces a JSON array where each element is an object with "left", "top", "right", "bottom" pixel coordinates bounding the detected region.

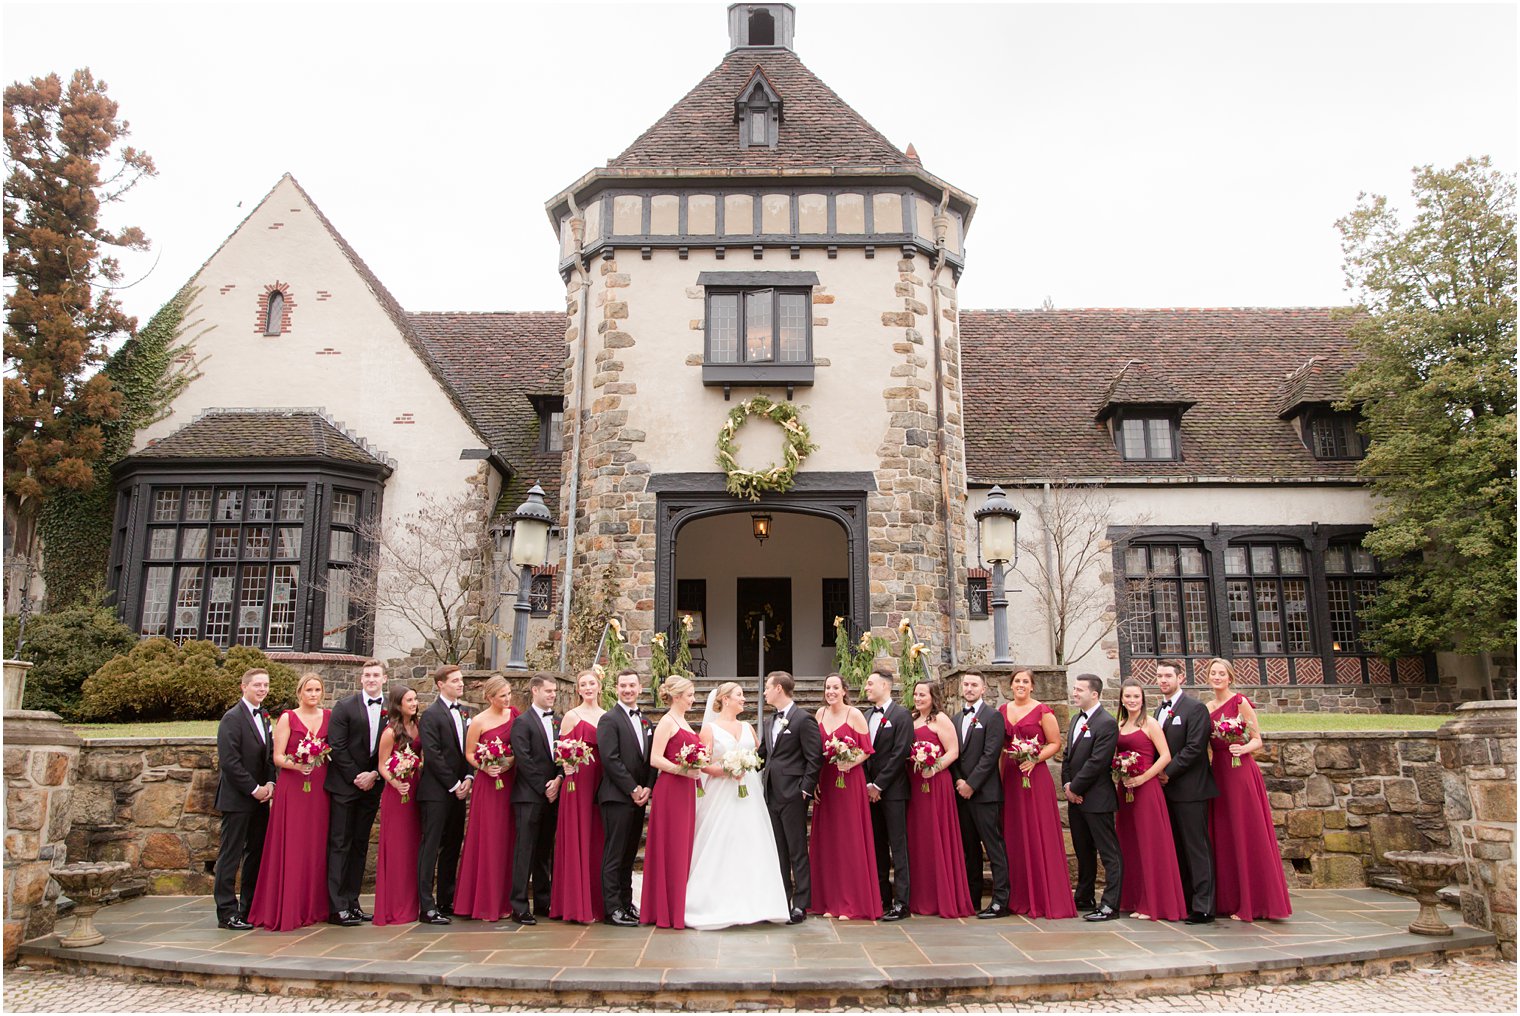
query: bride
[{"left": 684, "top": 682, "right": 791, "bottom": 929}]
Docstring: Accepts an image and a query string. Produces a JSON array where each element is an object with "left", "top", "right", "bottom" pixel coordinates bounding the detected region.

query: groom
[
  {"left": 597, "top": 668, "right": 653, "bottom": 927},
  {"left": 760, "top": 670, "right": 821, "bottom": 924}
]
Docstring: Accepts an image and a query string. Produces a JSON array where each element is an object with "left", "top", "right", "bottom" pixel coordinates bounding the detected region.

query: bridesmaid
[
  {"left": 550, "top": 669, "right": 606, "bottom": 923},
  {"left": 454, "top": 676, "right": 517, "bottom": 921},
  {"left": 809, "top": 673, "right": 880, "bottom": 920},
  {"left": 641, "top": 675, "right": 702, "bottom": 929},
  {"left": 1114, "top": 680, "right": 1187, "bottom": 921},
  {"left": 998, "top": 669, "right": 1077, "bottom": 919},
  {"left": 373, "top": 683, "right": 422, "bottom": 926},
  {"left": 905, "top": 680, "right": 975, "bottom": 918},
  {"left": 249, "top": 673, "right": 331, "bottom": 932},
  {"left": 1206, "top": 658, "right": 1293, "bottom": 921}
]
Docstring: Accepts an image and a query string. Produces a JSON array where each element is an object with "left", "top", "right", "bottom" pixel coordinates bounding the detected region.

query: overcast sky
[{"left": 3, "top": 0, "right": 1516, "bottom": 328}]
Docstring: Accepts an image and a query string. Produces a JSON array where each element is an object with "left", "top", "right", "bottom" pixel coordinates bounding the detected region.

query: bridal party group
[{"left": 211, "top": 655, "right": 1292, "bottom": 933}]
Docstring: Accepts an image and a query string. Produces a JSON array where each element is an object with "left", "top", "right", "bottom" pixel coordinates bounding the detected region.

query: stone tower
[{"left": 545, "top": 4, "right": 977, "bottom": 676}]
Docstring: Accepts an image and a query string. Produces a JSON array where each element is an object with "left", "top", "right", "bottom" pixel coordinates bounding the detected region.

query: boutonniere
[
  {"left": 460, "top": 709, "right": 471, "bottom": 722},
  {"left": 971, "top": 717, "right": 983, "bottom": 729},
  {"left": 775, "top": 716, "right": 790, "bottom": 732},
  {"left": 378, "top": 709, "right": 388, "bottom": 721},
  {"left": 880, "top": 719, "right": 893, "bottom": 729}
]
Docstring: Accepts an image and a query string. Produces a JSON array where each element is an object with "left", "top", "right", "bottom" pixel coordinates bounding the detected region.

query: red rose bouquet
[
  {"left": 822, "top": 735, "right": 866, "bottom": 789},
  {"left": 676, "top": 742, "right": 713, "bottom": 797},
  {"left": 1111, "top": 750, "right": 1142, "bottom": 802},
  {"left": 386, "top": 745, "right": 421, "bottom": 803},
  {"left": 1003, "top": 736, "right": 1043, "bottom": 789},
  {"left": 292, "top": 733, "right": 331, "bottom": 793},
  {"left": 475, "top": 735, "right": 513, "bottom": 789},
  {"left": 553, "top": 738, "right": 596, "bottom": 792},
  {"left": 908, "top": 740, "right": 943, "bottom": 793},
  {"left": 1213, "top": 716, "right": 1249, "bottom": 767}
]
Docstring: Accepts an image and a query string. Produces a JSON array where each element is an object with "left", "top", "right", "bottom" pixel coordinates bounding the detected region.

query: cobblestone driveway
[{"left": 5, "top": 958, "right": 1516, "bottom": 1012}]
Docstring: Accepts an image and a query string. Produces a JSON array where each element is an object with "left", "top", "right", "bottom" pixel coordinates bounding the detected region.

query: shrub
[
  {"left": 78, "top": 638, "right": 300, "bottom": 722},
  {"left": 2, "top": 605, "right": 139, "bottom": 718}
]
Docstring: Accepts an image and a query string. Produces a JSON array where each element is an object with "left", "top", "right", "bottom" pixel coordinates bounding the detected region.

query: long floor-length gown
[
  {"left": 809, "top": 723, "right": 881, "bottom": 920},
  {"left": 549, "top": 718, "right": 605, "bottom": 923},
  {"left": 905, "top": 724, "right": 975, "bottom": 918},
  {"left": 1209, "top": 694, "right": 1292, "bottom": 921},
  {"left": 1115, "top": 727, "right": 1188, "bottom": 921},
  {"left": 454, "top": 715, "right": 517, "bottom": 921},
  {"left": 372, "top": 743, "right": 422, "bottom": 926},
  {"left": 1001, "top": 704, "right": 1078, "bottom": 919},
  {"left": 249, "top": 709, "right": 331, "bottom": 932},
  {"left": 640, "top": 727, "right": 702, "bottom": 929}
]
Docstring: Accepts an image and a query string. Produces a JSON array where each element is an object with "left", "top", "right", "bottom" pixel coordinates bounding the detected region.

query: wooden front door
[{"left": 736, "top": 577, "right": 792, "bottom": 676}]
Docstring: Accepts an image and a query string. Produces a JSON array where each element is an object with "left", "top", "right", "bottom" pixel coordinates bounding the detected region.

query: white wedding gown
[{"left": 683, "top": 722, "right": 791, "bottom": 930}]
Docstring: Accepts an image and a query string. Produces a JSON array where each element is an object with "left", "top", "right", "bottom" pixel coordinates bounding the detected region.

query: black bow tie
[
  {"left": 627, "top": 708, "right": 641, "bottom": 716},
  {"left": 866, "top": 706, "right": 881, "bottom": 715},
  {"left": 963, "top": 705, "right": 976, "bottom": 715},
  {"left": 540, "top": 710, "right": 554, "bottom": 719},
  {"left": 447, "top": 702, "right": 462, "bottom": 711},
  {"left": 366, "top": 698, "right": 383, "bottom": 707}
]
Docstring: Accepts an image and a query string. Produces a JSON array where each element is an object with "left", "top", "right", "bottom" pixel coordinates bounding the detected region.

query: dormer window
[
  {"left": 1094, "top": 359, "right": 1192, "bottom": 463},
  {"left": 1118, "top": 413, "right": 1179, "bottom": 461},
  {"left": 1306, "top": 409, "right": 1366, "bottom": 460},
  {"left": 532, "top": 396, "right": 565, "bottom": 453},
  {"left": 734, "top": 70, "right": 781, "bottom": 150}
]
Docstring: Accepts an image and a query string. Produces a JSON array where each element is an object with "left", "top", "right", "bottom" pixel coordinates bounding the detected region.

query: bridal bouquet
[
  {"left": 385, "top": 745, "right": 422, "bottom": 803},
  {"left": 677, "top": 742, "right": 713, "bottom": 797},
  {"left": 1003, "top": 736, "right": 1042, "bottom": 789},
  {"left": 292, "top": 733, "right": 332, "bottom": 793},
  {"left": 475, "top": 735, "right": 513, "bottom": 789},
  {"left": 720, "top": 747, "right": 762, "bottom": 798},
  {"left": 1110, "top": 750, "right": 1142, "bottom": 802},
  {"left": 823, "top": 736, "right": 866, "bottom": 789},
  {"left": 1212, "top": 716, "right": 1250, "bottom": 767},
  {"left": 553, "top": 738, "right": 596, "bottom": 792},
  {"left": 908, "top": 740, "right": 943, "bottom": 793}
]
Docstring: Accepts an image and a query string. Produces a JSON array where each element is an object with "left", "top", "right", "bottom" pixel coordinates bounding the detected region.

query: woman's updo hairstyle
[
  {"left": 713, "top": 681, "right": 742, "bottom": 709},
  {"left": 659, "top": 674, "right": 695, "bottom": 705},
  {"left": 480, "top": 675, "right": 509, "bottom": 705}
]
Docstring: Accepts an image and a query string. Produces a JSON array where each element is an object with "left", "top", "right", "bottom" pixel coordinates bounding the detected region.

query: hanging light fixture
[{"left": 751, "top": 513, "right": 772, "bottom": 545}]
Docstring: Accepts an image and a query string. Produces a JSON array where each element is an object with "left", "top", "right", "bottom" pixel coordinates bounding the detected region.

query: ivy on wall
[{"left": 37, "top": 286, "right": 205, "bottom": 608}]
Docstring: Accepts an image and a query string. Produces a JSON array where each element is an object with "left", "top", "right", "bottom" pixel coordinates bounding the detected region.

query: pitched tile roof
[
  {"left": 131, "top": 410, "right": 389, "bottom": 468},
  {"left": 1094, "top": 359, "right": 1195, "bottom": 420},
  {"left": 960, "top": 308, "right": 1365, "bottom": 483},
  {"left": 407, "top": 312, "right": 568, "bottom": 515},
  {"left": 1272, "top": 355, "right": 1347, "bottom": 418},
  {"left": 609, "top": 48, "right": 917, "bottom": 171}
]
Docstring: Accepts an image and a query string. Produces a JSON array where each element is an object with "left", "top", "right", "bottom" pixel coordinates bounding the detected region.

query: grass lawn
[
  {"left": 1258, "top": 713, "right": 1452, "bottom": 731},
  {"left": 67, "top": 720, "right": 220, "bottom": 739}
]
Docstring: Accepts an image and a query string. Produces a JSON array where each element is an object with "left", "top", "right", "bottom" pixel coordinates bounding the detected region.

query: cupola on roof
[{"left": 729, "top": 4, "right": 795, "bottom": 51}]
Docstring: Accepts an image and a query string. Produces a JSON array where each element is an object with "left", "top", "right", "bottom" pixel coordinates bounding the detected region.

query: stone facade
[
  {"left": 2, "top": 712, "right": 81, "bottom": 963},
  {"left": 1439, "top": 702, "right": 1517, "bottom": 959}
]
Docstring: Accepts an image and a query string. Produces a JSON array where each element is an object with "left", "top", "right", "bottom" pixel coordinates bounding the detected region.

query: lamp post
[
  {"left": 505, "top": 484, "right": 552, "bottom": 671},
  {"left": 973, "top": 485, "right": 1021, "bottom": 666}
]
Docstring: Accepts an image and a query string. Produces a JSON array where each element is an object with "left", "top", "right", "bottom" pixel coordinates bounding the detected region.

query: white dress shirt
[
  {"left": 621, "top": 702, "right": 644, "bottom": 752},
  {"left": 961, "top": 700, "right": 983, "bottom": 740}
]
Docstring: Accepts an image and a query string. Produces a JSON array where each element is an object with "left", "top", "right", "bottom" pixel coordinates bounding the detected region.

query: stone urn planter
[
  {"left": 48, "top": 862, "right": 130, "bottom": 948},
  {"left": 1383, "top": 850, "right": 1462, "bottom": 936},
  {"left": 3, "top": 659, "right": 32, "bottom": 712}
]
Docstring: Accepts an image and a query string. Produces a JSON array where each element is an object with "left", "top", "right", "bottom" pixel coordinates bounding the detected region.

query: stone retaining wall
[{"left": 2, "top": 712, "right": 82, "bottom": 962}]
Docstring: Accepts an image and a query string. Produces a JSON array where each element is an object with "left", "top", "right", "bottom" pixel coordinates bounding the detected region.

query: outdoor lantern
[
  {"left": 974, "top": 486, "right": 1021, "bottom": 565},
  {"left": 752, "top": 513, "right": 772, "bottom": 545},
  {"left": 509, "top": 484, "right": 553, "bottom": 569},
  {"left": 506, "top": 484, "right": 552, "bottom": 670}
]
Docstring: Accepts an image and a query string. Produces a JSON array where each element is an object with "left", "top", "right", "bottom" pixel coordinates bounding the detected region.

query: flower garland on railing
[
  {"left": 715, "top": 395, "right": 818, "bottom": 502},
  {"left": 832, "top": 617, "right": 930, "bottom": 694}
]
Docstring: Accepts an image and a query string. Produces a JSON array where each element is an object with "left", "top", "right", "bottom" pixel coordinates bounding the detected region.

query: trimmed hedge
[
  {"left": 3, "top": 606, "right": 139, "bottom": 719},
  {"left": 78, "top": 639, "right": 300, "bottom": 722}
]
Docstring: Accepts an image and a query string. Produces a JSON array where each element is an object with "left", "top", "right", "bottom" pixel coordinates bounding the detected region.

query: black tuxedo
[
  {"left": 1060, "top": 705, "right": 1123, "bottom": 911},
  {"left": 951, "top": 701, "right": 1009, "bottom": 908},
  {"left": 324, "top": 691, "right": 384, "bottom": 915},
  {"left": 213, "top": 699, "right": 273, "bottom": 922},
  {"left": 597, "top": 703, "right": 654, "bottom": 915},
  {"left": 1156, "top": 691, "right": 1217, "bottom": 915},
  {"left": 863, "top": 700, "right": 913, "bottom": 907},
  {"left": 759, "top": 702, "right": 821, "bottom": 910},
  {"left": 510, "top": 706, "right": 560, "bottom": 917},
  {"left": 416, "top": 695, "right": 471, "bottom": 915}
]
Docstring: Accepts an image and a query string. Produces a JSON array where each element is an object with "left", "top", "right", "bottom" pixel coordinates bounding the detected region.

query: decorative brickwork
[{"left": 254, "top": 282, "right": 294, "bottom": 335}]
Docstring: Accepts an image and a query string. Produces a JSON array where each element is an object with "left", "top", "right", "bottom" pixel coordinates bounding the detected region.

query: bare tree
[
  {"left": 1013, "top": 483, "right": 1147, "bottom": 665},
  {"left": 334, "top": 489, "right": 501, "bottom": 665}
]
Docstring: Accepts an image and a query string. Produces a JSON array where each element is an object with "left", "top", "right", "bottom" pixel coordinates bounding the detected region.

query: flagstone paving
[{"left": 14, "top": 888, "right": 1498, "bottom": 1005}]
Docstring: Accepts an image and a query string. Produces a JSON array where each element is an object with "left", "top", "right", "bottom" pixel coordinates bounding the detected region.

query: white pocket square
[{"left": 1171, "top": 716, "right": 1182, "bottom": 726}]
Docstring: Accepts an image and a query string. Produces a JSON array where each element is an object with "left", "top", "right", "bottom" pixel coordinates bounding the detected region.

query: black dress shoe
[
  {"left": 328, "top": 910, "right": 362, "bottom": 926},
  {"left": 437, "top": 905, "right": 455, "bottom": 918},
  {"left": 218, "top": 915, "right": 253, "bottom": 931},
  {"left": 787, "top": 908, "right": 806, "bottom": 925},
  {"left": 513, "top": 912, "right": 538, "bottom": 926},
  {"left": 1084, "top": 906, "right": 1119, "bottom": 922},
  {"left": 976, "top": 903, "right": 1011, "bottom": 919},
  {"left": 604, "top": 909, "right": 639, "bottom": 927},
  {"left": 352, "top": 907, "right": 373, "bottom": 922},
  {"left": 418, "top": 909, "right": 452, "bottom": 925},
  {"left": 1184, "top": 911, "right": 1215, "bottom": 925},
  {"left": 880, "top": 902, "right": 910, "bottom": 922},
  {"left": 627, "top": 904, "right": 639, "bottom": 920}
]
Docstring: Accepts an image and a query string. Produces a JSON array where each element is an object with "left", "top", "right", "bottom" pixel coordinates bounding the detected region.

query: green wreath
[{"left": 715, "top": 395, "right": 818, "bottom": 501}]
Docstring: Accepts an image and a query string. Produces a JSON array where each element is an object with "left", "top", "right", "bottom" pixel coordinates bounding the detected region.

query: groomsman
[
  {"left": 324, "top": 659, "right": 388, "bottom": 925},
  {"left": 598, "top": 668, "right": 654, "bottom": 927},
  {"left": 213, "top": 668, "right": 274, "bottom": 930},
  {"left": 862, "top": 666, "right": 912, "bottom": 921},
  {"left": 510, "top": 673, "right": 562, "bottom": 925},
  {"left": 1154, "top": 660, "right": 1218, "bottom": 924},
  {"left": 417, "top": 664, "right": 473, "bottom": 925},
  {"left": 953, "top": 671, "right": 1011, "bottom": 918},
  {"left": 1062, "top": 673, "right": 1123, "bottom": 921},
  {"left": 760, "top": 670, "right": 821, "bottom": 924}
]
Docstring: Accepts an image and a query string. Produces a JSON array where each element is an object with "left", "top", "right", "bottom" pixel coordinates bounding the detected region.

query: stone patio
[{"left": 19, "top": 889, "right": 1497, "bottom": 1008}]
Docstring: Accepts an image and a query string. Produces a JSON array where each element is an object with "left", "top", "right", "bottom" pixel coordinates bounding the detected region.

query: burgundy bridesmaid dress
[
  {"left": 1209, "top": 694, "right": 1293, "bottom": 920},
  {"left": 1115, "top": 727, "right": 1188, "bottom": 921},
  {"left": 249, "top": 709, "right": 331, "bottom": 932},
  {"left": 372, "top": 745, "right": 422, "bottom": 926},
  {"left": 549, "top": 718, "right": 605, "bottom": 923},
  {"left": 1000, "top": 704, "right": 1077, "bottom": 919},
  {"left": 905, "top": 724, "right": 975, "bottom": 918},
  {"left": 454, "top": 714, "right": 517, "bottom": 921},
  {"left": 641, "top": 726, "right": 701, "bottom": 929},
  {"left": 809, "top": 723, "right": 881, "bottom": 920}
]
